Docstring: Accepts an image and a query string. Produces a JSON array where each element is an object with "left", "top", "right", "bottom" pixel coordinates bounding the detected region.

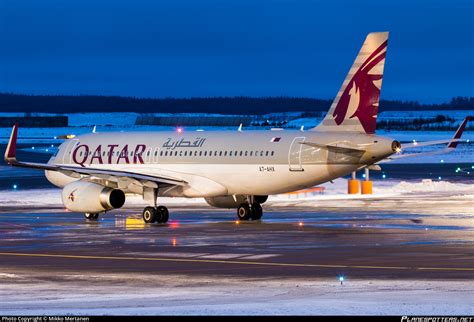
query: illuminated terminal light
[
  {"left": 234, "top": 220, "right": 240, "bottom": 225},
  {"left": 172, "top": 238, "right": 177, "bottom": 247},
  {"left": 31, "top": 146, "right": 35, "bottom": 150},
  {"left": 12, "top": 184, "right": 18, "bottom": 190},
  {"left": 440, "top": 159, "right": 444, "bottom": 163},
  {"left": 298, "top": 221, "right": 304, "bottom": 227},
  {"left": 362, "top": 174, "right": 366, "bottom": 179},
  {"left": 50, "top": 144, "right": 54, "bottom": 148},
  {"left": 53, "top": 136, "right": 57, "bottom": 139},
  {"left": 382, "top": 174, "right": 386, "bottom": 179},
  {"left": 176, "top": 127, "right": 183, "bottom": 133},
  {"left": 438, "top": 176, "right": 442, "bottom": 180},
  {"left": 412, "top": 140, "right": 418, "bottom": 146}
]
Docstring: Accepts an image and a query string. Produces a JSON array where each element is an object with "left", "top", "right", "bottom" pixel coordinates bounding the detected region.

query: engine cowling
[
  {"left": 205, "top": 195, "right": 268, "bottom": 208},
  {"left": 62, "top": 181, "right": 125, "bottom": 213}
]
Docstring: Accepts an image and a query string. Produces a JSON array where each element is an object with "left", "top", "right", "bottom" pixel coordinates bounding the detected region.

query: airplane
[{"left": 3, "top": 32, "right": 472, "bottom": 223}]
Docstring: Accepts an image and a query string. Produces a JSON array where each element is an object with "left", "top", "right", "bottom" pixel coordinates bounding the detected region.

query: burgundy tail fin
[{"left": 313, "top": 32, "right": 389, "bottom": 134}]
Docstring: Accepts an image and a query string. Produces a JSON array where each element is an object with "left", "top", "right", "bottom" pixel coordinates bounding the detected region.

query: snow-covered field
[
  {"left": 0, "top": 271, "right": 472, "bottom": 315},
  {"left": 1, "top": 178, "right": 472, "bottom": 211}
]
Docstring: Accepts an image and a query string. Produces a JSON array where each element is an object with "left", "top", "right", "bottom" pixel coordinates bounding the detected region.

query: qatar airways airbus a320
[{"left": 4, "top": 32, "right": 471, "bottom": 223}]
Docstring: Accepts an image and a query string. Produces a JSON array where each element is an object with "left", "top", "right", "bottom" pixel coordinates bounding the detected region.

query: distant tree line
[{"left": 0, "top": 93, "right": 472, "bottom": 114}]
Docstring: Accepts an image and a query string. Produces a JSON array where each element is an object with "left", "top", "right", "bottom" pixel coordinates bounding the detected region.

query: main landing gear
[
  {"left": 237, "top": 203, "right": 263, "bottom": 221},
  {"left": 143, "top": 206, "right": 169, "bottom": 224},
  {"left": 84, "top": 213, "right": 99, "bottom": 221}
]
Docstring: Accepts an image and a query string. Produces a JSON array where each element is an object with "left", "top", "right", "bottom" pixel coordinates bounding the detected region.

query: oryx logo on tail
[
  {"left": 313, "top": 32, "right": 389, "bottom": 134},
  {"left": 333, "top": 39, "right": 387, "bottom": 134}
]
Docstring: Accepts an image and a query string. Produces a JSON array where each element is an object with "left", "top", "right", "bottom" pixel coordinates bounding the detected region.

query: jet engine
[
  {"left": 205, "top": 195, "right": 268, "bottom": 208},
  {"left": 62, "top": 181, "right": 125, "bottom": 213}
]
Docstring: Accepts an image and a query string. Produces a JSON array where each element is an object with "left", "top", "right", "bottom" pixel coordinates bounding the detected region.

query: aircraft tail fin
[{"left": 312, "top": 32, "right": 389, "bottom": 134}]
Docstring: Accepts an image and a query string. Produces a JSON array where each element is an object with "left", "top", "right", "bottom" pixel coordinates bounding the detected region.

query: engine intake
[{"left": 62, "top": 181, "right": 125, "bottom": 213}]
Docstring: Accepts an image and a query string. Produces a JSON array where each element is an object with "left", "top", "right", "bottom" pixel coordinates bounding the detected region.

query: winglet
[
  {"left": 4, "top": 123, "right": 18, "bottom": 164},
  {"left": 448, "top": 116, "right": 472, "bottom": 148}
]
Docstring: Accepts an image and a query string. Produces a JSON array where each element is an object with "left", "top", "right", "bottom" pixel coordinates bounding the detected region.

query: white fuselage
[{"left": 45, "top": 130, "right": 396, "bottom": 197}]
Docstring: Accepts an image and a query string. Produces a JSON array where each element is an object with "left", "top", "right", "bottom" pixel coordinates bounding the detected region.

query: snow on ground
[
  {"left": 1, "top": 178, "right": 472, "bottom": 209},
  {"left": 0, "top": 271, "right": 472, "bottom": 315}
]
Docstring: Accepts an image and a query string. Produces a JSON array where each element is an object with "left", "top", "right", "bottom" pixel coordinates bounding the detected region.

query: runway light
[
  {"left": 45, "top": 149, "right": 49, "bottom": 152},
  {"left": 12, "top": 184, "right": 18, "bottom": 190},
  {"left": 53, "top": 136, "right": 57, "bottom": 139},
  {"left": 31, "top": 146, "right": 35, "bottom": 150},
  {"left": 339, "top": 276, "right": 345, "bottom": 285},
  {"left": 440, "top": 159, "right": 444, "bottom": 163},
  {"left": 50, "top": 144, "right": 54, "bottom": 148},
  {"left": 467, "top": 139, "right": 470, "bottom": 143},
  {"left": 235, "top": 220, "right": 240, "bottom": 225},
  {"left": 298, "top": 221, "right": 304, "bottom": 227},
  {"left": 438, "top": 176, "right": 442, "bottom": 180},
  {"left": 176, "top": 127, "right": 183, "bottom": 133},
  {"left": 169, "top": 221, "right": 180, "bottom": 229},
  {"left": 382, "top": 174, "right": 386, "bottom": 179}
]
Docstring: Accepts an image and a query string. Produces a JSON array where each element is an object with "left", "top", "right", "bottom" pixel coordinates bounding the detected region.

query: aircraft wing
[
  {"left": 4, "top": 123, "right": 187, "bottom": 187},
  {"left": 383, "top": 116, "right": 472, "bottom": 161}
]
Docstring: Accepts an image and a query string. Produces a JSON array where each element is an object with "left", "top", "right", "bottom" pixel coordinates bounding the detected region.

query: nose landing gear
[{"left": 84, "top": 213, "right": 99, "bottom": 221}]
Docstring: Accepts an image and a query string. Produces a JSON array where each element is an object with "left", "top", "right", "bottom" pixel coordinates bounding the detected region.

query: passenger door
[{"left": 288, "top": 137, "right": 305, "bottom": 171}]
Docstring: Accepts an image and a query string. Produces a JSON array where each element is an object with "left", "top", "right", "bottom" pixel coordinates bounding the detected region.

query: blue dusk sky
[{"left": 0, "top": 0, "right": 472, "bottom": 103}]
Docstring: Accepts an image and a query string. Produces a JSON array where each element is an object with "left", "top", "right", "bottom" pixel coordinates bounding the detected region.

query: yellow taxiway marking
[{"left": 0, "top": 252, "right": 472, "bottom": 272}]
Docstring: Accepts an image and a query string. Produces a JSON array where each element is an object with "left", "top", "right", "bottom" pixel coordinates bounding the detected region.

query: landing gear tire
[
  {"left": 237, "top": 203, "right": 252, "bottom": 221},
  {"left": 143, "top": 206, "right": 156, "bottom": 223},
  {"left": 156, "top": 206, "right": 169, "bottom": 224},
  {"left": 84, "top": 213, "right": 99, "bottom": 221},
  {"left": 250, "top": 203, "right": 263, "bottom": 220}
]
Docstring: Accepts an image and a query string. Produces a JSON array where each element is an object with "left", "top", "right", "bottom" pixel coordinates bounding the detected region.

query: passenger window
[
  {"left": 250, "top": 151, "right": 253, "bottom": 156},
  {"left": 265, "top": 151, "right": 269, "bottom": 156},
  {"left": 239, "top": 151, "right": 243, "bottom": 156},
  {"left": 271, "top": 151, "right": 274, "bottom": 156},
  {"left": 224, "top": 151, "right": 227, "bottom": 156},
  {"left": 244, "top": 151, "right": 248, "bottom": 156}
]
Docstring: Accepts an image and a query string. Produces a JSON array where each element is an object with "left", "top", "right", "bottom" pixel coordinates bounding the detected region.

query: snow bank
[
  {"left": 0, "top": 272, "right": 472, "bottom": 315},
  {"left": 390, "top": 179, "right": 474, "bottom": 193},
  {"left": 1, "top": 179, "right": 472, "bottom": 208}
]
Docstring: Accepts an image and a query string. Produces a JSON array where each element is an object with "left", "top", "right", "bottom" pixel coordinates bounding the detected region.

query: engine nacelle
[
  {"left": 62, "top": 181, "right": 125, "bottom": 213},
  {"left": 205, "top": 195, "right": 268, "bottom": 208}
]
